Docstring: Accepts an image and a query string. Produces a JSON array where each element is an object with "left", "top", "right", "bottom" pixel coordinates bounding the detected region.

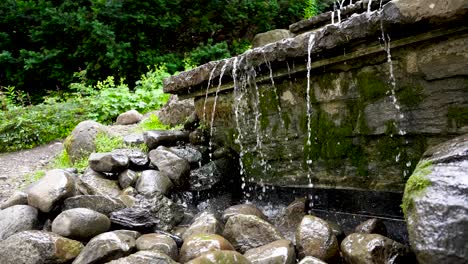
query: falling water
[
  {"left": 202, "top": 62, "right": 220, "bottom": 125},
  {"left": 337, "top": 0, "right": 345, "bottom": 23},
  {"left": 263, "top": 53, "right": 286, "bottom": 131},
  {"left": 305, "top": 33, "right": 316, "bottom": 186},
  {"left": 367, "top": 0, "right": 373, "bottom": 13},
  {"left": 208, "top": 60, "right": 228, "bottom": 160}
]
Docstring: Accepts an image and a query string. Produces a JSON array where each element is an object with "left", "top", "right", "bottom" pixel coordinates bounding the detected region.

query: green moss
[
  {"left": 53, "top": 150, "right": 88, "bottom": 171},
  {"left": 258, "top": 87, "right": 278, "bottom": 130},
  {"left": 23, "top": 170, "right": 46, "bottom": 186},
  {"left": 137, "top": 114, "right": 171, "bottom": 131},
  {"left": 401, "top": 160, "right": 432, "bottom": 216},
  {"left": 94, "top": 132, "right": 125, "bottom": 152},
  {"left": 448, "top": 106, "right": 468, "bottom": 128},
  {"left": 356, "top": 72, "right": 389, "bottom": 102},
  {"left": 397, "top": 84, "right": 424, "bottom": 107}
]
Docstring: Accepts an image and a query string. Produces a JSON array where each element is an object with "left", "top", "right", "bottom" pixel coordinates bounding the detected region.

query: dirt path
[{"left": 0, "top": 141, "right": 63, "bottom": 202}]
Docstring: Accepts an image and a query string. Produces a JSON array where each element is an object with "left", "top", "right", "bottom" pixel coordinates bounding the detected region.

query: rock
[
  {"left": 0, "top": 191, "right": 28, "bottom": 209},
  {"left": 89, "top": 152, "right": 129, "bottom": 173},
  {"left": 189, "top": 159, "right": 227, "bottom": 191},
  {"left": 143, "top": 130, "right": 189, "bottom": 149},
  {"left": 244, "top": 239, "right": 296, "bottom": 264},
  {"left": 72, "top": 231, "right": 136, "bottom": 264},
  {"left": 297, "top": 256, "right": 328, "bottom": 264},
  {"left": 183, "top": 211, "right": 224, "bottom": 240},
  {"left": 76, "top": 169, "right": 121, "bottom": 197},
  {"left": 355, "top": 218, "right": 387, "bottom": 236},
  {"left": 64, "top": 120, "right": 107, "bottom": 163},
  {"left": 327, "top": 221, "right": 345, "bottom": 244},
  {"left": 123, "top": 133, "right": 145, "bottom": 147},
  {"left": 404, "top": 134, "right": 468, "bottom": 263},
  {"left": 154, "top": 230, "right": 184, "bottom": 248},
  {"left": 118, "top": 169, "right": 139, "bottom": 189},
  {"left": 296, "top": 215, "right": 340, "bottom": 262},
  {"left": 212, "top": 146, "right": 235, "bottom": 160},
  {"left": 179, "top": 234, "right": 235, "bottom": 263},
  {"left": 113, "top": 149, "right": 149, "bottom": 170},
  {"left": 122, "top": 187, "right": 138, "bottom": 196},
  {"left": 52, "top": 208, "right": 111, "bottom": 240},
  {"left": 276, "top": 198, "right": 306, "bottom": 243},
  {"left": 105, "top": 250, "right": 178, "bottom": 264},
  {"left": 116, "top": 109, "right": 143, "bottom": 125},
  {"left": 183, "top": 111, "right": 199, "bottom": 131},
  {"left": 26, "top": 169, "right": 75, "bottom": 213},
  {"left": 118, "top": 194, "right": 137, "bottom": 207},
  {"left": 168, "top": 145, "right": 203, "bottom": 167},
  {"left": 136, "top": 233, "right": 178, "bottom": 260},
  {"left": 186, "top": 250, "right": 250, "bottom": 264},
  {"left": 155, "top": 95, "right": 195, "bottom": 127},
  {"left": 189, "top": 129, "right": 208, "bottom": 145},
  {"left": 136, "top": 170, "right": 173, "bottom": 196},
  {"left": 0, "top": 205, "right": 39, "bottom": 240},
  {"left": 223, "top": 214, "right": 283, "bottom": 253},
  {"left": 110, "top": 193, "right": 184, "bottom": 232},
  {"left": 222, "top": 204, "right": 267, "bottom": 223},
  {"left": 341, "top": 233, "right": 411, "bottom": 264},
  {"left": 252, "top": 29, "right": 293, "bottom": 48},
  {"left": 149, "top": 146, "right": 190, "bottom": 187},
  {"left": 0, "top": 231, "right": 83, "bottom": 264},
  {"left": 63, "top": 195, "right": 126, "bottom": 216}
]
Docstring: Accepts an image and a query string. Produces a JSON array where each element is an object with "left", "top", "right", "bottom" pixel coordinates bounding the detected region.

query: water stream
[{"left": 305, "top": 33, "right": 316, "bottom": 186}]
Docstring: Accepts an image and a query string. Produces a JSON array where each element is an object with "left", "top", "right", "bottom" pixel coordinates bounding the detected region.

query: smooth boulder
[
  {"left": 52, "top": 208, "right": 111, "bottom": 240},
  {"left": 186, "top": 250, "right": 250, "bottom": 264},
  {"left": 244, "top": 239, "right": 296, "bottom": 264},
  {"left": 105, "top": 251, "right": 178, "bottom": 264},
  {"left": 63, "top": 195, "right": 126, "bottom": 216},
  {"left": 113, "top": 149, "right": 149, "bottom": 170},
  {"left": 0, "top": 205, "right": 39, "bottom": 240},
  {"left": 180, "top": 234, "right": 235, "bottom": 263},
  {"left": 183, "top": 211, "right": 223, "bottom": 240},
  {"left": 355, "top": 218, "right": 387, "bottom": 236},
  {"left": 118, "top": 169, "right": 138, "bottom": 189},
  {"left": 89, "top": 152, "right": 129, "bottom": 173},
  {"left": 76, "top": 169, "right": 121, "bottom": 197},
  {"left": 143, "top": 130, "right": 189, "bottom": 149},
  {"left": 116, "top": 109, "right": 143, "bottom": 125},
  {"left": 149, "top": 146, "right": 190, "bottom": 187},
  {"left": 0, "top": 191, "right": 28, "bottom": 209},
  {"left": 64, "top": 120, "right": 107, "bottom": 163},
  {"left": 276, "top": 198, "right": 306, "bottom": 243},
  {"left": 298, "top": 256, "right": 328, "bottom": 264},
  {"left": 26, "top": 169, "right": 75, "bottom": 212},
  {"left": 222, "top": 204, "right": 268, "bottom": 223},
  {"left": 136, "top": 170, "right": 173, "bottom": 196},
  {"left": 136, "top": 233, "right": 178, "bottom": 260}
]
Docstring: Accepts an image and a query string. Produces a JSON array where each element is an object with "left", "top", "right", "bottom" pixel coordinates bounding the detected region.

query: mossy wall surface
[{"left": 194, "top": 33, "right": 468, "bottom": 192}]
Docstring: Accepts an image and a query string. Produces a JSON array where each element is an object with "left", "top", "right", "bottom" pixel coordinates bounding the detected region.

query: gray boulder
[
  {"left": 123, "top": 133, "right": 145, "bottom": 147},
  {"left": 276, "top": 198, "right": 306, "bottom": 243},
  {"left": 52, "top": 208, "right": 111, "bottom": 240},
  {"left": 222, "top": 204, "right": 267, "bottom": 223},
  {"left": 186, "top": 250, "right": 250, "bottom": 264},
  {"left": 155, "top": 95, "right": 195, "bottom": 127},
  {"left": 149, "top": 146, "right": 190, "bottom": 187},
  {"left": 26, "top": 169, "right": 75, "bottom": 212},
  {"left": 182, "top": 211, "right": 224, "bottom": 240},
  {"left": 296, "top": 215, "right": 340, "bottom": 262},
  {"left": 118, "top": 169, "right": 139, "bottom": 189},
  {"left": 63, "top": 195, "right": 126, "bottom": 216},
  {"left": 168, "top": 145, "right": 203, "bottom": 167},
  {"left": 244, "top": 239, "right": 296, "bottom": 264},
  {"left": 0, "top": 191, "right": 28, "bottom": 209},
  {"left": 252, "top": 29, "right": 293, "bottom": 48},
  {"left": 89, "top": 153, "right": 129, "bottom": 173},
  {"left": 179, "top": 233, "right": 234, "bottom": 263},
  {"left": 136, "top": 170, "right": 173, "bottom": 196},
  {"left": 189, "top": 159, "right": 226, "bottom": 191},
  {"left": 0, "top": 231, "right": 83, "bottom": 264},
  {"left": 76, "top": 169, "right": 121, "bottom": 197},
  {"left": 136, "top": 233, "right": 178, "bottom": 260},
  {"left": 116, "top": 109, "right": 143, "bottom": 125},
  {"left": 0, "top": 205, "right": 39, "bottom": 240},
  {"left": 404, "top": 134, "right": 468, "bottom": 264},
  {"left": 110, "top": 193, "right": 184, "bottom": 232},
  {"left": 341, "top": 233, "right": 411, "bottom": 264},
  {"left": 113, "top": 149, "right": 149, "bottom": 170},
  {"left": 144, "top": 130, "right": 189, "bottom": 149},
  {"left": 72, "top": 231, "right": 136, "bottom": 264},
  {"left": 298, "top": 256, "right": 328, "bottom": 264},
  {"left": 64, "top": 120, "right": 107, "bottom": 163},
  {"left": 355, "top": 218, "right": 387, "bottom": 236},
  {"left": 223, "top": 214, "right": 283, "bottom": 253},
  {"left": 105, "top": 250, "right": 178, "bottom": 264}
]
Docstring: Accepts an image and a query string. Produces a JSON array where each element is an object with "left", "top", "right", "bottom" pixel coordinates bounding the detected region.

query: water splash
[{"left": 208, "top": 60, "right": 228, "bottom": 160}]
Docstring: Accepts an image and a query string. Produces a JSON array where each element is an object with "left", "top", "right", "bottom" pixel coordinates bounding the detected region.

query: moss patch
[
  {"left": 356, "top": 72, "right": 389, "bottom": 102},
  {"left": 448, "top": 106, "right": 468, "bottom": 128},
  {"left": 397, "top": 83, "right": 424, "bottom": 108},
  {"left": 401, "top": 160, "right": 432, "bottom": 217}
]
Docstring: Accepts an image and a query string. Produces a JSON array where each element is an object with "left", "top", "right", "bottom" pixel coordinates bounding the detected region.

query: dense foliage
[{"left": 0, "top": 0, "right": 307, "bottom": 99}]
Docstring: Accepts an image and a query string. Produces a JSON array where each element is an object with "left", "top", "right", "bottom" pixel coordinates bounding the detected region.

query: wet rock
[
  {"left": 0, "top": 205, "right": 39, "bottom": 240},
  {"left": 110, "top": 193, "right": 184, "bottom": 232},
  {"left": 296, "top": 215, "right": 340, "bottom": 262},
  {"left": 404, "top": 134, "right": 468, "bottom": 263},
  {"left": 155, "top": 230, "right": 184, "bottom": 248},
  {"left": 156, "top": 95, "right": 195, "bottom": 127},
  {"left": 136, "top": 233, "right": 178, "bottom": 260},
  {"left": 26, "top": 169, "right": 75, "bottom": 212},
  {"left": 276, "top": 198, "right": 306, "bottom": 243},
  {"left": 212, "top": 146, "right": 235, "bottom": 160},
  {"left": 116, "top": 109, "right": 143, "bottom": 125},
  {"left": 52, "top": 208, "right": 111, "bottom": 240},
  {"left": 252, "top": 29, "right": 293, "bottom": 48},
  {"left": 76, "top": 169, "right": 121, "bottom": 197},
  {"left": 182, "top": 211, "right": 224, "bottom": 240},
  {"left": 189, "top": 159, "right": 227, "bottom": 191},
  {"left": 179, "top": 234, "right": 235, "bottom": 263},
  {"left": 118, "top": 169, "right": 138, "bottom": 189},
  {"left": 89, "top": 152, "right": 129, "bottom": 173},
  {"left": 118, "top": 194, "right": 137, "bottom": 207},
  {"left": 341, "top": 233, "right": 411, "bottom": 264},
  {"left": 223, "top": 214, "right": 283, "bottom": 253},
  {"left": 136, "top": 170, "right": 173, "bottom": 196},
  {"left": 172, "top": 226, "right": 188, "bottom": 241},
  {"left": 113, "top": 149, "right": 150, "bottom": 170},
  {"left": 186, "top": 250, "right": 250, "bottom": 264},
  {"left": 64, "top": 120, "right": 107, "bottom": 163},
  {"left": 327, "top": 221, "right": 345, "bottom": 244},
  {"left": 168, "top": 145, "right": 203, "bottom": 167},
  {"left": 183, "top": 111, "right": 199, "bottom": 131},
  {"left": 0, "top": 191, "right": 28, "bottom": 209},
  {"left": 355, "top": 218, "right": 387, "bottom": 236},
  {"left": 72, "top": 231, "right": 136, "bottom": 264},
  {"left": 123, "top": 133, "right": 145, "bottom": 147},
  {"left": 189, "top": 129, "right": 208, "bottom": 145},
  {"left": 122, "top": 187, "right": 138, "bottom": 197},
  {"left": 105, "top": 250, "right": 178, "bottom": 264},
  {"left": 143, "top": 130, "right": 189, "bottom": 149},
  {"left": 0, "top": 231, "right": 83, "bottom": 264},
  {"left": 63, "top": 195, "right": 126, "bottom": 216},
  {"left": 222, "top": 204, "right": 268, "bottom": 223},
  {"left": 149, "top": 146, "right": 190, "bottom": 187},
  {"left": 297, "top": 256, "right": 328, "bottom": 264},
  {"left": 244, "top": 239, "right": 296, "bottom": 264}
]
